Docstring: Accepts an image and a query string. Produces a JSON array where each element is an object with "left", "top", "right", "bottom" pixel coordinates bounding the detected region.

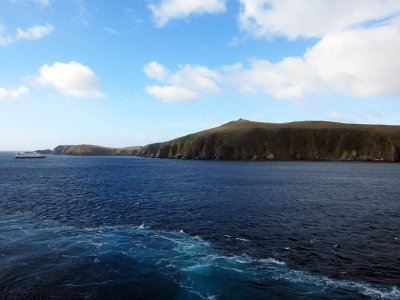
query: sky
[{"left": 1, "top": 0, "right": 400, "bottom": 150}]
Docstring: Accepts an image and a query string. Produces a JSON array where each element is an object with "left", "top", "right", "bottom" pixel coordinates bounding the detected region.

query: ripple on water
[
  {"left": 1, "top": 155, "right": 400, "bottom": 298},
  {"left": 0, "top": 213, "right": 399, "bottom": 300}
]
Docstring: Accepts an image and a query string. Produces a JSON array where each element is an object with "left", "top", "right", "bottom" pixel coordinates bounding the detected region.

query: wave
[{"left": 0, "top": 213, "right": 398, "bottom": 300}]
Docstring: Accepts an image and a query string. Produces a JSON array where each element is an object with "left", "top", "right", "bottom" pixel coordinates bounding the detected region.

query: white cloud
[
  {"left": 145, "top": 86, "right": 198, "bottom": 102},
  {"left": 304, "top": 19, "right": 400, "bottom": 97},
  {"left": 1, "top": 23, "right": 53, "bottom": 46},
  {"left": 149, "top": 0, "right": 226, "bottom": 27},
  {"left": 144, "top": 61, "right": 168, "bottom": 81},
  {"left": 34, "top": 0, "right": 51, "bottom": 6},
  {"left": 143, "top": 4, "right": 400, "bottom": 104},
  {"left": 226, "top": 16, "right": 400, "bottom": 101},
  {"left": 144, "top": 62, "right": 221, "bottom": 102},
  {"left": 0, "top": 24, "right": 13, "bottom": 46},
  {"left": 169, "top": 64, "right": 221, "bottom": 93},
  {"left": 145, "top": 17, "right": 400, "bottom": 103},
  {"left": 143, "top": 16, "right": 400, "bottom": 104},
  {"left": 0, "top": 86, "right": 29, "bottom": 100},
  {"left": 224, "top": 58, "right": 319, "bottom": 103},
  {"left": 17, "top": 24, "right": 53, "bottom": 40},
  {"left": 36, "top": 61, "right": 105, "bottom": 99},
  {"left": 11, "top": 0, "right": 52, "bottom": 6},
  {"left": 238, "top": 0, "right": 400, "bottom": 39}
]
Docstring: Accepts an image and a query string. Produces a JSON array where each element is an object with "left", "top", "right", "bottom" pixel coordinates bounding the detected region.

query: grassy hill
[
  {"left": 50, "top": 144, "right": 142, "bottom": 156},
  {"left": 47, "top": 120, "right": 400, "bottom": 162}
]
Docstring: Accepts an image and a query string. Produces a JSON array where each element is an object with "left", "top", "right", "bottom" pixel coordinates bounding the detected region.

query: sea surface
[{"left": 0, "top": 152, "right": 399, "bottom": 299}]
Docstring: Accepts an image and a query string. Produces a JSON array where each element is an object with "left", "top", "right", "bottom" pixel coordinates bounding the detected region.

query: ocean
[{"left": 0, "top": 152, "right": 399, "bottom": 299}]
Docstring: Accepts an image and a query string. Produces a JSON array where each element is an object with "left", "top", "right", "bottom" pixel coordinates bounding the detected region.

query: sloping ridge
[
  {"left": 51, "top": 144, "right": 142, "bottom": 156},
  {"left": 44, "top": 120, "right": 400, "bottom": 162}
]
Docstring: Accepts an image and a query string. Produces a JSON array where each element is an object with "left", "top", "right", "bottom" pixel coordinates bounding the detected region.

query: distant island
[{"left": 38, "top": 120, "right": 400, "bottom": 162}]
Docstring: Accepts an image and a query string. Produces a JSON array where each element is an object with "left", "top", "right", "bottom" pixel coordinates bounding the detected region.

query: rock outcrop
[
  {"left": 45, "top": 120, "right": 400, "bottom": 162},
  {"left": 138, "top": 120, "right": 400, "bottom": 162}
]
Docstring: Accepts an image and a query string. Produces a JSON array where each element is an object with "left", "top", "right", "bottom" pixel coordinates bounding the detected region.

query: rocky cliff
[{"left": 47, "top": 120, "right": 400, "bottom": 162}]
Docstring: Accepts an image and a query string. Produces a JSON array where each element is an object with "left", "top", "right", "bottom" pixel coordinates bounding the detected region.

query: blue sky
[{"left": 1, "top": 0, "right": 400, "bottom": 150}]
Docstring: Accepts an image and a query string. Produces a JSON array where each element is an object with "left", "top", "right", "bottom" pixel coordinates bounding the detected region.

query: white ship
[{"left": 15, "top": 152, "right": 46, "bottom": 159}]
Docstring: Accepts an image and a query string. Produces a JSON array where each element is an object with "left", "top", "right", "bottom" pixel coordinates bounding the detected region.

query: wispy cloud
[
  {"left": 0, "top": 25, "right": 13, "bottom": 46},
  {"left": 326, "top": 110, "right": 387, "bottom": 124},
  {"left": 248, "top": 113, "right": 270, "bottom": 122},
  {"left": 227, "top": 36, "right": 241, "bottom": 47},
  {"left": 104, "top": 27, "right": 120, "bottom": 35},
  {"left": 0, "top": 86, "right": 29, "bottom": 101},
  {"left": 327, "top": 111, "right": 351, "bottom": 123},
  {"left": 124, "top": 8, "right": 145, "bottom": 28},
  {"left": 0, "top": 23, "right": 53, "bottom": 46},
  {"left": 11, "top": 0, "right": 52, "bottom": 7},
  {"left": 36, "top": 61, "right": 105, "bottom": 99},
  {"left": 149, "top": 0, "right": 226, "bottom": 27},
  {"left": 17, "top": 24, "right": 53, "bottom": 40},
  {"left": 34, "top": 0, "right": 51, "bottom": 6},
  {"left": 73, "top": 0, "right": 88, "bottom": 25}
]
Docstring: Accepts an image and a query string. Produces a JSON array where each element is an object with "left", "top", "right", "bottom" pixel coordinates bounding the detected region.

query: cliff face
[
  {"left": 48, "top": 120, "right": 400, "bottom": 162},
  {"left": 140, "top": 120, "right": 400, "bottom": 162}
]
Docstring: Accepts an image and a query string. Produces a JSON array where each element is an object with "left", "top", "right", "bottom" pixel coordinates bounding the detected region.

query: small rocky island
[{"left": 39, "top": 120, "right": 400, "bottom": 162}]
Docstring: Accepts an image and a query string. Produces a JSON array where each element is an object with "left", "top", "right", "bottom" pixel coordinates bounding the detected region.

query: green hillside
[
  {"left": 47, "top": 120, "right": 400, "bottom": 161},
  {"left": 50, "top": 144, "right": 142, "bottom": 156}
]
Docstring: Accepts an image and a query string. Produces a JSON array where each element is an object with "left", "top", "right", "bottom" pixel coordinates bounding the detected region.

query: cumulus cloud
[
  {"left": 144, "top": 61, "right": 168, "bottom": 81},
  {"left": 144, "top": 62, "right": 221, "bottom": 102},
  {"left": 0, "top": 86, "right": 29, "bottom": 100},
  {"left": 238, "top": 0, "right": 400, "bottom": 39},
  {"left": 17, "top": 24, "right": 53, "bottom": 40},
  {"left": 226, "top": 16, "right": 400, "bottom": 101},
  {"left": 224, "top": 58, "right": 320, "bottom": 103},
  {"left": 168, "top": 64, "right": 221, "bottom": 93},
  {"left": 146, "top": 86, "right": 198, "bottom": 102},
  {"left": 149, "top": 0, "right": 226, "bottom": 27},
  {"left": 143, "top": 3, "right": 400, "bottom": 103},
  {"left": 36, "top": 61, "right": 105, "bottom": 99},
  {"left": 144, "top": 16, "right": 400, "bottom": 103},
  {"left": 304, "top": 21, "right": 400, "bottom": 97},
  {"left": 145, "top": 17, "right": 400, "bottom": 104}
]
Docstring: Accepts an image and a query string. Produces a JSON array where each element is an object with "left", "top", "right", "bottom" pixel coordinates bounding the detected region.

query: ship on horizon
[{"left": 15, "top": 152, "right": 46, "bottom": 159}]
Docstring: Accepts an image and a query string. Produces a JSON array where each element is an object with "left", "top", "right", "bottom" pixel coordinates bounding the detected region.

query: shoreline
[{"left": 26, "top": 153, "right": 400, "bottom": 163}]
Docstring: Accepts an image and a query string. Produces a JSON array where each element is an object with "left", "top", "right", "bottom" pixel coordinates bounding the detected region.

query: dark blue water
[{"left": 0, "top": 152, "right": 399, "bottom": 299}]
